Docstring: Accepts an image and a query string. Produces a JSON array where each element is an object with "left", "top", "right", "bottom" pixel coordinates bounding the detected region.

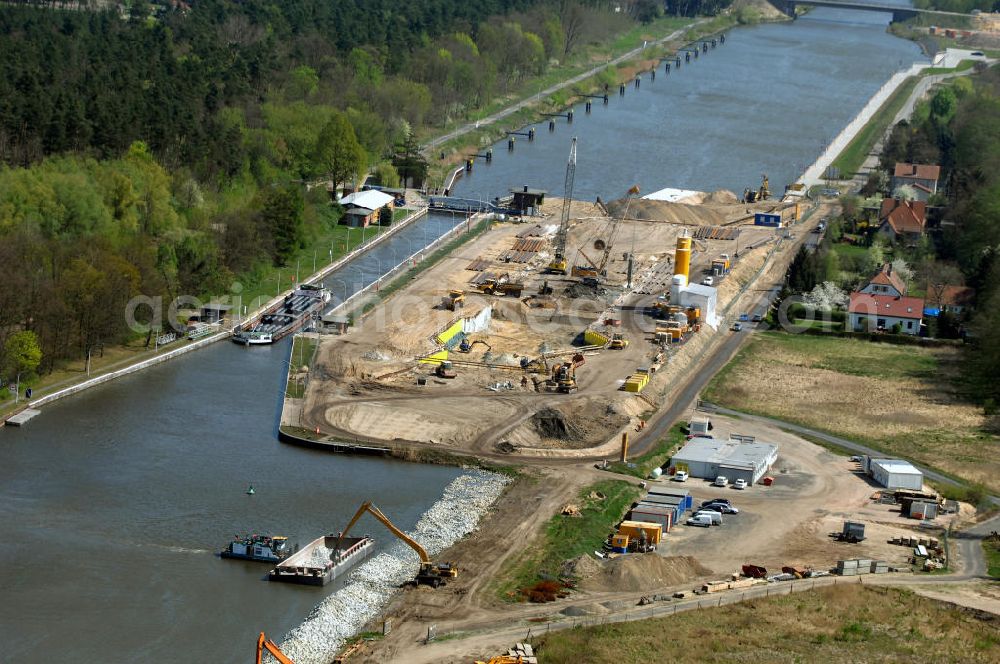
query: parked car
[
  {"left": 673, "top": 470, "right": 689, "bottom": 482},
  {"left": 693, "top": 510, "right": 723, "bottom": 525},
  {"left": 701, "top": 502, "right": 740, "bottom": 514},
  {"left": 751, "top": 313, "right": 762, "bottom": 323},
  {"left": 702, "top": 498, "right": 731, "bottom": 507},
  {"left": 713, "top": 476, "right": 729, "bottom": 487},
  {"left": 686, "top": 514, "right": 713, "bottom": 527},
  {"left": 701, "top": 276, "right": 714, "bottom": 286},
  {"left": 739, "top": 313, "right": 749, "bottom": 322},
  {"left": 731, "top": 322, "right": 743, "bottom": 332},
  {"left": 733, "top": 479, "right": 748, "bottom": 490},
  {"left": 849, "top": 455, "right": 862, "bottom": 462}
]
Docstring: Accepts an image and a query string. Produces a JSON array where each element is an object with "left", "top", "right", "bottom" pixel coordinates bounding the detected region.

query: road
[{"left": 421, "top": 21, "right": 705, "bottom": 152}]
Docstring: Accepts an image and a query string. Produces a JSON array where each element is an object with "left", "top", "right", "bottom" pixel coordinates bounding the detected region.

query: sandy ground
[
  {"left": 357, "top": 411, "right": 984, "bottom": 663},
  {"left": 301, "top": 192, "right": 798, "bottom": 459}
]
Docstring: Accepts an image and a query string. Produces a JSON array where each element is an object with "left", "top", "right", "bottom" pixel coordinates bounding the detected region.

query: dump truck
[
  {"left": 478, "top": 273, "right": 524, "bottom": 297},
  {"left": 442, "top": 289, "right": 465, "bottom": 311}
]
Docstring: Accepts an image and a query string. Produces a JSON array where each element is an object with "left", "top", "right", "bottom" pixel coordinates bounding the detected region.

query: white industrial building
[
  {"left": 678, "top": 282, "right": 719, "bottom": 329},
  {"left": 670, "top": 435, "right": 778, "bottom": 485},
  {"left": 867, "top": 458, "right": 923, "bottom": 490}
]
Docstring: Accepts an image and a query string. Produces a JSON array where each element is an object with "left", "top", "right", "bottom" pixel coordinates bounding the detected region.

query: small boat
[
  {"left": 246, "top": 485, "right": 255, "bottom": 495},
  {"left": 221, "top": 534, "right": 291, "bottom": 563}
]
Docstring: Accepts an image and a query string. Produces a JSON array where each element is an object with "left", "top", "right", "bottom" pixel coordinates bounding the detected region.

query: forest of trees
[{"left": 0, "top": 1, "right": 736, "bottom": 381}]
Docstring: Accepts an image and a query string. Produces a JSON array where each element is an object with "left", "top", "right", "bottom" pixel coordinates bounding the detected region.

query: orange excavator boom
[{"left": 257, "top": 632, "right": 294, "bottom": 664}]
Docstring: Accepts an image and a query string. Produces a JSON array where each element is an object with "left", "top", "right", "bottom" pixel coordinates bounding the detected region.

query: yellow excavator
[
  {"left": 335, "top": 501, "right": 458, "bottom": 587},
  {"left": 256, "top": 632, "right": 294, "bottom": 664},
  {"left": 743, "top": 174, "right": 770, "bottom": 203}
]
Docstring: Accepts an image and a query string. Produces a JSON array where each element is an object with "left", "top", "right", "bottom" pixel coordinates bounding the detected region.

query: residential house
[
  {"left": 848, "top": 292, "right": 924, "bottom": 335},
  {"left": 859, "top": 263, "right": 907, "bottom": 297},
  {"left": 892, "top": 163, "right": 940, "bottom": 198},
  {"left": 338, "top": 189, "right": 395, "bottom": 228},
  {"left": 878, "top": 198, "right": 926, "bottom": 245},
  {"left": 926, "top": 284, "right": 975, "bottom": 316}
]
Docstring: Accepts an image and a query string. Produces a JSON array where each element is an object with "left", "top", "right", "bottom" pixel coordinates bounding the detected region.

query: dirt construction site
[
  {"left": 300, "top": 192, "right": 793, "bottom": 459},
  {"left": 356, "top": 412, "right": 988, "bottom": 664},
  {"left": 282, "top": 192, "right": 1000, "bottom": 663}
]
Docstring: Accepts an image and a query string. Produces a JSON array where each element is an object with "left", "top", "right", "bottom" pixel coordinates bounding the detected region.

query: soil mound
[
  {"left": 608, "top": 198, "right": 728, "bottom": 226},
  {"left": 533, "top": 407, "right": 580, "bottom": 440},
  {"left": 702, "top": 189, "right": 740, "bottom": 205},
  {"left": 731, "top": 0, "right": 787, "bottom": 20},
  {"left": 579, "top": 555, "right": 713, "bottom": 593}
]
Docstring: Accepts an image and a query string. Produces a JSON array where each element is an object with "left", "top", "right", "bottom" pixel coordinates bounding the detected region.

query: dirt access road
[{"left": 362, "top": 412, "right": 1000, "bottom": 664}]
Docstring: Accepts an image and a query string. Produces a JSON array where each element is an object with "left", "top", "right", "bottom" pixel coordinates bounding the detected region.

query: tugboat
[{"left": 220, "top": 534, "right": 292, "bottom": 563}]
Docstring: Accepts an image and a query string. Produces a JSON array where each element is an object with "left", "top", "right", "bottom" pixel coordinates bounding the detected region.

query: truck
[{"left": 837, "top": 521, "right": 866, "bottom": 543}]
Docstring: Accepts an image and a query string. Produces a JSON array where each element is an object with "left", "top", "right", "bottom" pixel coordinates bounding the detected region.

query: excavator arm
[
  {"left": 334, "top": 501, "right": 431, "bottom": 564},
  {"left": 257, "top": 632, "right": 295, "bottom": 664}
]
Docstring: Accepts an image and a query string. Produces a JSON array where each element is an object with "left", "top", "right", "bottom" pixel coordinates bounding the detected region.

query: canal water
[
  {"left": 452, "top": 5, "right": 925, "bottom": 202},
  {"left": 1, "top": 6, "right": 924, "bottom": 663}
]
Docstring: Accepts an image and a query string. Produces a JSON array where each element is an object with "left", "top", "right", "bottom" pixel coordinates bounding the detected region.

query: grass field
[
  {"left": 534, "top": 585, "right": 1000, "bottom": 663},
  {"left": 831, "top": 76, "right": 921, "bottom": 178},
  {"left": 493, "top": 479, "right": 641, "bottom": 601},
  {"left": 702, "top": 332, "right": 1000, "bottom": 494},
  {"left": 985, "top": 538, "right": 1000, "bottom": 579},
  {"left": 606, "top": 424, "right": 686, "bottom": 478}
]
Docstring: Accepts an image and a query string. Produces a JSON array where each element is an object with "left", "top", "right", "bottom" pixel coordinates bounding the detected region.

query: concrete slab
[{"left": 6, "top": 409, "right": 41, "bottom": 426}]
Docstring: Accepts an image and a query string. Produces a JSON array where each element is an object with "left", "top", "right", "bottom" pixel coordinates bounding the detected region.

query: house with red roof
[
  {"left": 878, "top": 199, "right": 926, "bottom": 245},
  {"left": 859, "top": 263, "right": 907, "bottom": 297},
  {"left": 848, "top": 293, "right": 924, "bottom": 335},
  {"left": 892, "top": 163, "right": 940, "bottom": 200},
  {"left": 926, "top": 284, "right": 975, "bottom": 316}
]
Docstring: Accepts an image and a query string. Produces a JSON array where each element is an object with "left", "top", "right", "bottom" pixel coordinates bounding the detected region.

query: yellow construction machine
[
  {"left": 335, "top": 501, "right": 458, "bottom": 587},
  {"left": 608, "top": 333, "right": 629, "bottom": 350},
  {"left": 743, "top": 174, "right": 770, "bottom": 203},
  {"left": 552, "top": 362, "right": 578, "bottom": 393},
  {"left": 443, "top": 289, "right": 466, "bottom": 311},
  {"left": 256, "top": 632, "right": 294, "bottom": 664},
  {"left": 474, "top": 657, "right": 524, "bottom": 664}
]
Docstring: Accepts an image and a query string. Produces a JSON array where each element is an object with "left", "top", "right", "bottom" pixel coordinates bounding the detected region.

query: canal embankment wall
[{"left": 11, "top": 206, "right": 430, "bottom": 418}]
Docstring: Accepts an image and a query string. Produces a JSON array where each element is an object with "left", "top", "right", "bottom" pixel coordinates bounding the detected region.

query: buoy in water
[{"left": 246, "top": 485, "right": 255, "bottom": 495}]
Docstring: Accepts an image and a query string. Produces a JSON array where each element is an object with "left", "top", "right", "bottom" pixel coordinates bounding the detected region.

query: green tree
[
  {"left": 374, "top": 162, "right": 401, "bottom": 188},
  {"left": 392, "top": 130, "right": 429, "bottom": 188},
  {"left": 3, "top": 330, "right": 42, "bottom": 384},
  {"left": 313, "top": 112, "right": 367, "bottom": 191},
  {"left": 260, "top": 185, "right": 305, "bottom": 266}
]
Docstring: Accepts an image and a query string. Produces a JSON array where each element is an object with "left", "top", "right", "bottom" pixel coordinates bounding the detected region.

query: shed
[
  {"left": 197, "top": 303, "right": 231, "bottom": 324},
  {"left": 509, "top": 185, "right": 546, "bottom": 214},
  {"left": 670, "top": 436, "right": 778, "bottom": 484},
  {"left": 869, "top": 459, "right": 923, "bottom": 490},
  {"left": 342, "top": 206, "right": 376, "bottom": 228}
]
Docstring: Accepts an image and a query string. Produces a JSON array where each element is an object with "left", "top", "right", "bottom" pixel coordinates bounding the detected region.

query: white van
[
  {"left": 673, "top": 471, "right": 689, "bottom": 482},
  {"left": 694, "top": 510, "right": 722, "bottom": 526},
  {"left": 714, "top": 476, "right": 729, "bottom": 487},
  {"left": 686, "top": 514, "right": 713, "bottom": 528}
]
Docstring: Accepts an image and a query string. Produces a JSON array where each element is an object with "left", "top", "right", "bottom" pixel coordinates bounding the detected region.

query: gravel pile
[
  {"left": 361, "top": 349, "right": 391, "bottom": 361},
  {"left": 276, "top": 470, "right": 511, "bottom": 664}
]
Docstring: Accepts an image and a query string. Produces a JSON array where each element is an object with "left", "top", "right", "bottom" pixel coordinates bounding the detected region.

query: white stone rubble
[{"left": 276, "top": 470, "right": 511, "bottom": 664}]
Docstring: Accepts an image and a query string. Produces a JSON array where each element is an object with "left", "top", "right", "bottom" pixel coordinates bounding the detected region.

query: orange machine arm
[
  {"left": 335, "top": 501, "right": 431, "bottom": 564},
  {"left": 256, "top": 632, "right": 294, "bottom": 664}
]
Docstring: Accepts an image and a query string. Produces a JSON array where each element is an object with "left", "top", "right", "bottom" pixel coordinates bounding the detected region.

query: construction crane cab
[
  {"left": 257, "top": 632, "right": 295, "bottom": 664},
  {"left": 608, "top": 333, "right": 629, "bottom": 350},
  {"left": 442, "top": 290, "right": 466, "bottom": 311},
  {"left": 552, "top": 362, "right": 578, "bottom": 393},
  {"left": 546, "top": 138, "right": 576, "bottom": 276},
  {"left": 335, "top": 502, "right": 458, "bottom": 587},
  {"left": 571, "top": 185, "right": 639, "bottom": 282}
]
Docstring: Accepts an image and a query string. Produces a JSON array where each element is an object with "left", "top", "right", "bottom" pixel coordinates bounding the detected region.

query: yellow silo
[{"left": 674, "top": 234, "right": 692, "bottom": 284}]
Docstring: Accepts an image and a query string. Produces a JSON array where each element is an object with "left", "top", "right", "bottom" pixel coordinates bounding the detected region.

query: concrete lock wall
[{"left": 461, "top": 306, "right": 492, "bottom": 334}]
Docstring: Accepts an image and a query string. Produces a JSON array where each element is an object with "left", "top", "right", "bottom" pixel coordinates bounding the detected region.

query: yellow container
[
  {"left": 611, "top": 534, "right": 629, "bottom": 548},
  {"left": 619, "top": 520, "right": 662, "bottom": 545}
]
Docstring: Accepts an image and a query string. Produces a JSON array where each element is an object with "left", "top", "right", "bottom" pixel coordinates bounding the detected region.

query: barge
[
  {"left": 233, "top": 284, "right": 330, "bottom": 345},
  {"left": 220, "top": 534, "right": 292, "bottom": 563},
  {"left": 268, "top": 534, "right": 374, "bottom": 586}
]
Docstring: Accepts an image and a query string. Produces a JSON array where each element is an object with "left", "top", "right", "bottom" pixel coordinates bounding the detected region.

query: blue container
[{"left": 611, "top": 546, "right": 627, "bottom": 554}]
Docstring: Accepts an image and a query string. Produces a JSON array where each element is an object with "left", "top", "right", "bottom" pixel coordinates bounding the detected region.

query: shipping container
[{"left": 618, "top": 520, "right": 662, "bottom": 545}]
